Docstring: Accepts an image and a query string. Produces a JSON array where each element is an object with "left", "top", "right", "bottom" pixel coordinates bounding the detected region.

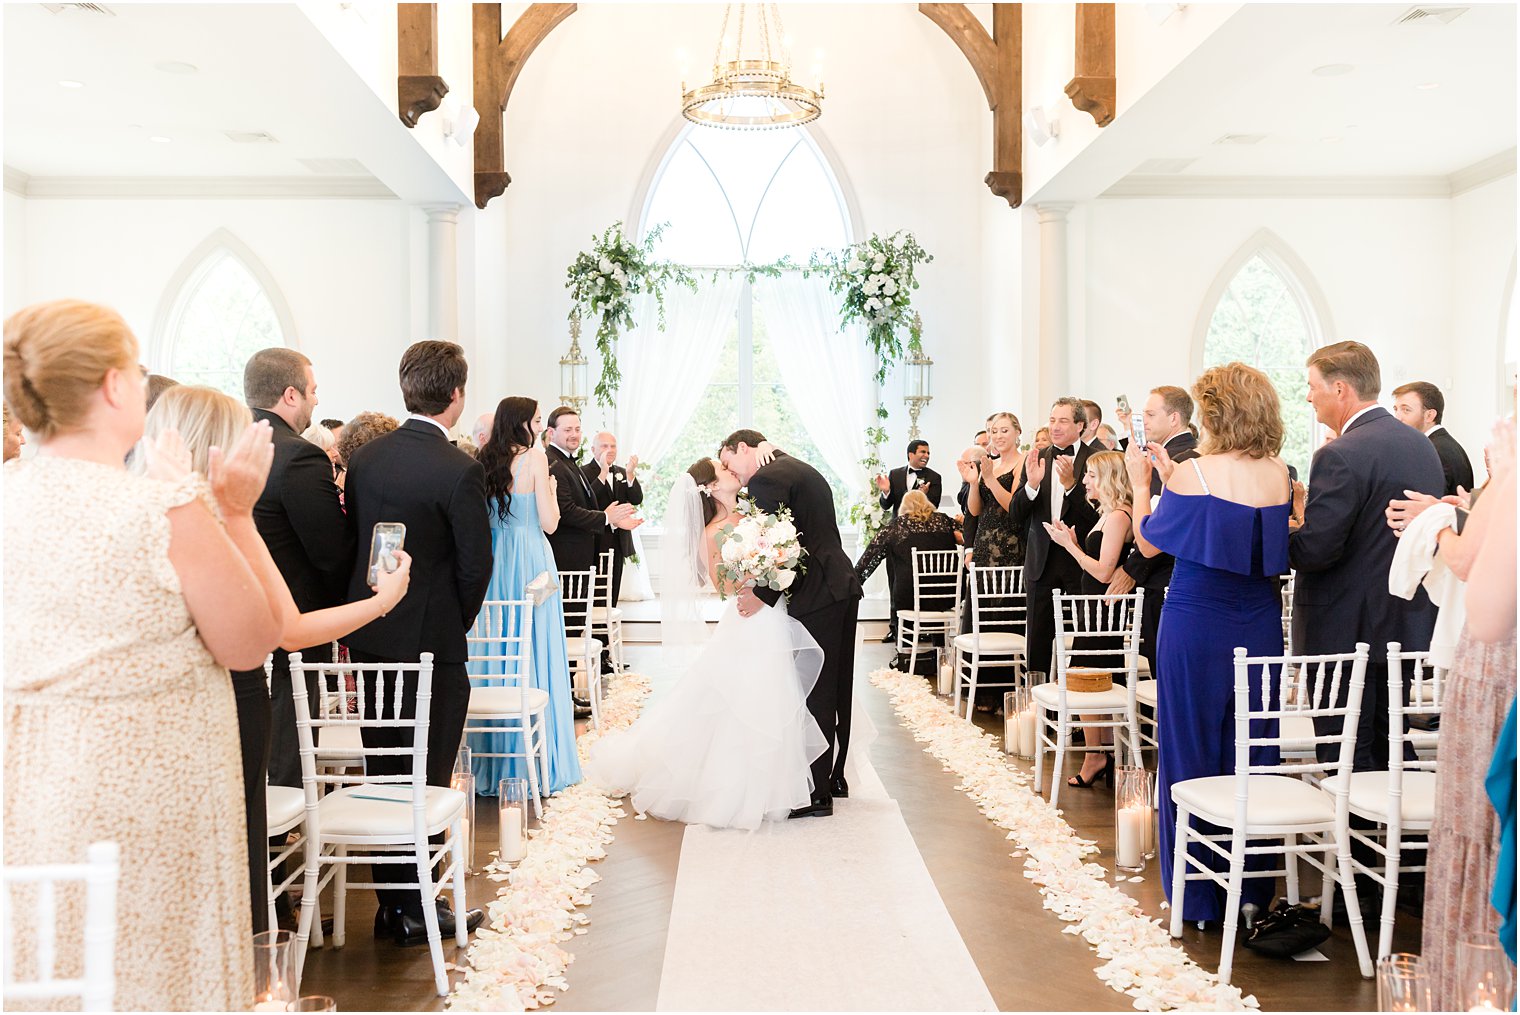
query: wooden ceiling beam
[
  {"left": 919, "top": 3, "right": 1022, "bottom": 208},
  {"left": 1065, "top": 3, "right": 1116, "bottom": 127},
  {"left": 398, "top": 4, "right": 448, "bottom": 128}
]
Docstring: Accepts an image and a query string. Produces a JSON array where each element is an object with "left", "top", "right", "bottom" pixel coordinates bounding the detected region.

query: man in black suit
[
  {"left": 582, "top": 430, "right": 644, "bottom": 605},
  {"left": 543, "top": 407, "right": 638, "bottom": 576},
  {"left": 1104, "top": 386, "right": 1200, "bottom": 676},
  {"left": 1292, "top": 342, "right": 1444, "bottom": 771},
  {"left": 722, "top": 430, "right": 863, "bottom": 818},
  {"left": 876, "top": 439, "right": 943, "bottom": 642},
  {"left": 1392, "top": 381, "right": 1475, "bottom": 497},
  {"left": 342, "top": 340, "right": 491, "bottom": 946},
  {"left": 954, "top": 442, "right": 987, "bottom": 556},
  {"left": 1080, "top": 400, "right": 1106, "bottom": 455},
  {"left": 1010, "top": 397, "right": 1098, "bottom": 678}
]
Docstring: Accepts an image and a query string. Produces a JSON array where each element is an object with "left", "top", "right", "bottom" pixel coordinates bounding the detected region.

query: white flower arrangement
[
  {"left": 810, "top": 231, "right": 933, "bottom": 385},
  {"left": 713, "top": 500, "right": 806, "bottom": 596},
  {"left": 446, "top": 672, "right": 653, "bottom": 1012},
  {"left": 847, "top": 414, "right": 891, "bottom": 543},
  {"left": 870, "top": 667, "right": 1261, "bottom": 1013}
]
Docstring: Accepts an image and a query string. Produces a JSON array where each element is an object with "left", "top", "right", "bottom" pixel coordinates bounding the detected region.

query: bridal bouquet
[{"left": 714, "top": 501, "right": 807, "bottom": 596}]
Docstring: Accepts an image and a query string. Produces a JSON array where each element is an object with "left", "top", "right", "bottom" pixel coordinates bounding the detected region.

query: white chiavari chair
[
  {"left": 560, "top": 569, "right": 604, "bottom": 729},
  {"left": 950, "top": 564, "right": 1027, "bottom": 719},
  {"left": 463, "top": 599, "right": 547, "bottom": 818},
  {"left": 1168, "top": 643, "right": 1374, "bottom": 984},
  {"left": 594, "top": 549, "right": 627, "bottom": 675},
  {"left": 899, "top": 548, "right": 964, "bottom": 675},
  {"left": 2, "top": 841, "right": 118, "bottom": 1011}
]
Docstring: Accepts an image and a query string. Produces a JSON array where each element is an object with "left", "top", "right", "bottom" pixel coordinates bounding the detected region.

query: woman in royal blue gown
[
  {"left": 1126, "top": 363, "right": 1294, "bottom": 923},
  {"left": 471, "top": 397, "right": 583, "bottom": 795}
]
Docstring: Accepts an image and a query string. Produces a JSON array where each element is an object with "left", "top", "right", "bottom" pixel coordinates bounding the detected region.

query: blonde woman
[
  {"left": 142, "top": 384, "right": 413, "bottom": 934},
  {"left": 4, "top": 300, "right": 281, "bottom": 1009},
  {"left": 1126, "top": 361, "right": 1293, "bottom": 925},
  {"left": 854, "top": 487, "right": 959, "bottom": 636},
  {"left": 960, "top": 411, "right": 1026, "bottom": 569},
  {"left": 1046, "top": 450, "right": 1136, "bottom": 786}
]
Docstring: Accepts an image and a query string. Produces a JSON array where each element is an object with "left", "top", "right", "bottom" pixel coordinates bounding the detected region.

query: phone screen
[
  {"left": 1130, "top": 412, "right": 1147, "bottom": 451},
  {"left": 367, "top": 523, "right": 406, "bottom": 587}
]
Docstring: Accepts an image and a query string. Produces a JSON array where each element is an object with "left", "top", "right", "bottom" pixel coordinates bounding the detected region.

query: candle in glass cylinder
[
  {"left": 501, "top": 806, "right": 525, "bottom": 862},
  {"left": 1016, "top": 708, "right": 1037, "bottom": 758},
  {"left": 1116, "top": 805, "right": 1146, "bottom": 869}
]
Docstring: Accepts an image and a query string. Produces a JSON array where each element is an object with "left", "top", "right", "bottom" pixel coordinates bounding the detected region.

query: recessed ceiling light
[
  {"left": 153, "top": 61, "right": 198, "bottom": 75},
  {"left": 1312, "top": 63, "right": 1356, "bottom": 77},
  {"left": 149, "top": 135, "right": 172, "bottom": 143},
  {"left": 1416, "top": 81, "right": 1441, "bottom": 90},
  {"left": 58, "top": 79, "right": 84, "bottom": 88}
]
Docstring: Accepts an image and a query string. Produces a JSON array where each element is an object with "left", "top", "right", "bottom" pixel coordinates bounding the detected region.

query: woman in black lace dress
[
  {"left": 854, "top": 489, "right": 958, "bottom": 618},
  {"left": 964, "top": 412, "right": 1026, "bottom": 569}
]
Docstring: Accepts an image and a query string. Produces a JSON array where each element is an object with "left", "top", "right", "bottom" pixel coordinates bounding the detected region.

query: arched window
[
  {"left": 632, "top": 124, "right": 856, "bottom": 521},
  {"left": 1199, "top": 240, "right": 1327, "bottom": 478},
  {"left": 155, "top": 234, "right": 292, "bottom": 397}
]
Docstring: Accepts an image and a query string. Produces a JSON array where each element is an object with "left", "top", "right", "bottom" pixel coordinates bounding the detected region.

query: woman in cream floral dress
[{"left": 4, "top": 300, "right": 285, "bottom": 1010}]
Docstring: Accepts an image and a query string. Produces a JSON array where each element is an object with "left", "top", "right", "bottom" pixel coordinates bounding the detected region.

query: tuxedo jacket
[
  {"left": 879, "top": 465, "right": 943, "bottom": 516},
  {"left": 1290, "top": 407, "right": 1444, "bottom": 658},
  {"left": 249, "top": 409, "right": 353, "bottom": 614},
  {"left": 1010, "top": 442, "right": 1098, "bottom": 584},
  {"left": 582, "top": 461, "right": 643, "bottom": 559},
  {"left": 1428, "top": 427, "right": 1475, "bottom": 498},
  {"left": 341, "top": 419, "right": 492, "bottom": 665},
  {"left": 956, "top": 481, "right": 978, "bottom": 552},
  {"left": 546, "top": 444, "right": 607, "bottom": 574},
  {"left": 746, "top": 451, "right": 862, "bottom": 617},
  {"left": 1121, "top": 430, "right": 1200, "bottom": 589}
]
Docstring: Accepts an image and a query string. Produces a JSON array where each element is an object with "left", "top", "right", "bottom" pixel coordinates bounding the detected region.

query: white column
[
  {"left": 1036, "top": 202, "right": 1073, "bottom": 411},
  {"left": 425, "top": 204, "right": 460, "bottom": 343}
]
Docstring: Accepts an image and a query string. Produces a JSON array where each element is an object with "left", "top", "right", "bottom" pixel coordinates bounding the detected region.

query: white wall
[
  {"left": 1450, "top": 174, "right": 1518, "bottom": 466},
  {"left": 16, "top": 196, "right": 421, "bottom": 421},
  {"left": 3, "top": 190, "right": 26, "bottom": 315}
]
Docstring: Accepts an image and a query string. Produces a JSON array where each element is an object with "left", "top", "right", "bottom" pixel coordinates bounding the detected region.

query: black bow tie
[{"left": 1053, "top": 446, "right": 1075, "bottom": 458}]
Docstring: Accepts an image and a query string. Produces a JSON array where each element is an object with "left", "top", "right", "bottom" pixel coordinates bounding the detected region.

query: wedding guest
[
  {"left": 1106, "top": 386, "right": 1200, "bottom": 678},
  {"left": 1129, "top": 362, "right": 1293, "bottom": 923},
  {"left": 475, "top": 396, "right": 584, "bottom": 795},
  {"left": 583, "top": 430, "right": 644, "bottom": 605},
  {"left": 145, "top": 372, "right": 179, "bottom": 411},
  {"left": 1094, "top": 423, "right": 1120, "bottom": 450},
  {"left": 974, "top": 429, "right": 990, "bottom": 454},
  {"left": 342, "top": 340, "right": 490, "bottom": 946},
  {"left": 3, "top": 401, "right": 25, "bottom": 461},
  {"left": 1011, "top": 398, "right": 1095, "bottom": 681},
  {"left": 3, "top": 299, "right": 282, "bottom": 1008},
  {"left": 876, "top": 439, "right": 943, "bottom": 642},
  {"left": 1080, "top": 400, "right": 1104, "bottom": 452},
  {"left": 854, "top": 488, "right": 957, "bottom": 669},
  {"left": 302, "top": 421, "right": 342, "bottom": 487},
  {"left": 337, "top": 410, "right": 399, "bottom": 468},
  {"left": 965, "top": 413, "right": 1026, "bottom": 570},
  {"left": 320, "top": 417, "right": 345, "bottom": 443},
  {"left": 236, "top": 348, "right": 353, "bottom": 802},
  {"left": 954, "top": 444, "right": 986, "bottom": 556},
  {"left": 1291, "top": 341, "right": 1443, "bottom": 770},
  {"left": 1033, "top": 427, "right": 1052, "bottom": 452},
  {"left": 1044, "top": 449, "right": 1134, "bottom": 787},
  {"left": 141, "top": 384, "right": 412, "bottom": 935},
  {"left": 1418, "top": 419, "right": 1515, "bottom": 1008},
  {"left": 1392, "top": 381, "right": 1475, "bottom": 497},
  {"left": 472, "top": 410, "right": 494, "bottom": 450},
  {"left": 544, "top": 407, "right": 638, "bottom": 575}
]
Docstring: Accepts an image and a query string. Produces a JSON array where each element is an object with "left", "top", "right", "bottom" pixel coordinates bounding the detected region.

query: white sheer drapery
[
  {"left": 616, "top": 276, "right": 744, "bottom": 467},
  {"left": 754, "top": 273, "right": 875, "bottom": 489}
]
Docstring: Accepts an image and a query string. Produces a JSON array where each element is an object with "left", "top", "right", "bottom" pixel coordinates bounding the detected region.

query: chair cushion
[
  {"left": 1134, "top": 679, "right": 1158, "bottom": 707},
  {"left": 565, "top": 636, "right": 604, "bottom": 656},
  {"left": 591, "top": 606, "right": 623, "bottom": 623},
  {"left": 1171, "top": 775, "right": 1334, "bottom": 828},
  {"left": 1280, "top": 714, "right": 1319, "bottom": 758},
  {"left": 901, "top": 610, "right": 957, "bottom": 622},
  {"left": 316, "top": 785, "right": 466, "bottom": 838},
  {"left": 317, "top": 723, "right": 364, "bottom": 759},
  {"left": 266, "top": 785, "right": 305, "bottom": 833},
  {"left": 1031, "top": 682, "right": 1132, "bottom": 711},
  {"left": 1321, "top": 771, "right": 1437, "bottom": 825},
  {"left": 953, "top": 632, "right": 1026, "bottom": 654},
  {"left": 468, "top": 685, "right": 550, "bottom": 716}
]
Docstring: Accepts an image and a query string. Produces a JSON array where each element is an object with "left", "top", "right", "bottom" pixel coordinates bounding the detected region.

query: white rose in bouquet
[
  {"left": 771, "top": 519, "right": 797, "bottom": 543},
  {"left": 873, "top": 255, "right": 886, "bottom": 271},
  {"left": 721, "top": 538, "right": 745, "bottom": 563},
  {"left": 713, "top": 502, "right": 807, "bottom": 598},
  {"left": 846, "top": 256, "right": 866, "bottom": 274},
  {"left": 775, "top": 570, "right": 796, "bottom": 591}
]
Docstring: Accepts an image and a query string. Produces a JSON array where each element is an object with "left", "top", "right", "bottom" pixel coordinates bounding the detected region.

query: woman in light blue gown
[{"left": 470, "top": 397, "right": 583, "bottom": 795}]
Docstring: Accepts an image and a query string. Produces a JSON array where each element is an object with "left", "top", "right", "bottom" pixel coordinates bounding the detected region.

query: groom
[{"left": 720, "top": 430, "right": 863, "bottom": 818}]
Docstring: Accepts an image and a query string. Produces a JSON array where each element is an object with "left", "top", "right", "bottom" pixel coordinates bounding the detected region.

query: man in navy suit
[{"left": 1291, "top": 342, "right": 1444, "bottom": 771}]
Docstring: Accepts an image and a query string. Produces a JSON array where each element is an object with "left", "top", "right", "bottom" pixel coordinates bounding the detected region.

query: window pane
[
  {"left": 639, "top": 314, "right": 741, "bottom": 522},
  {"left": 644, "top": 140, "right": 745, "bottom": 265},
  {"left": 168, "top": 252, "right": 284, "bottom": 397},
  {"left": 746, "top": 140, "right": 850, "bottom": 264},
  {"left": 686, "top": 127, "right": 801, "bottom": 261}
]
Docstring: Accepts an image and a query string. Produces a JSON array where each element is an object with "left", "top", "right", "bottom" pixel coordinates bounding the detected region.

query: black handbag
[{"left": 1241, "top": 900, "right": 1332, "bottom": 959}]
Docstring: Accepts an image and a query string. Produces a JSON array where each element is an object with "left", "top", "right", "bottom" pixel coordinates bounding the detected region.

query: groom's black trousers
[{"left": 794, "top": 596, "right": 862, "bottom": 794}]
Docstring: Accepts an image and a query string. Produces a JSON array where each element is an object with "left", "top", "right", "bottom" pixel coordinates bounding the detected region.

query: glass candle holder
[
  {"left": 1377, "top": 954, "right": 1433, "bottom": 1012},
  {"left": 1113, "top": 765, "right": 1152, "bottom": 873},
  {"left": 1457, "top": 939, "right": 1516, "bottom": 1011},
  {"left": 498, "top": 777, "right": 530, "bottom": 864},
  {"left": 252, "top": 929, "right": 297, "bottom": 1011},
  {"left": 286, "top": 997, "right": 337, "bottom": 1013},
  {"left": 1002, "top": 690, "right": 1020, "bottom": 755},
  {"left": 451, "top": 746, "right": 476, "bottom": 874},
  {"left": 937, "top": 656, "right": 954, "bottom": 697}
]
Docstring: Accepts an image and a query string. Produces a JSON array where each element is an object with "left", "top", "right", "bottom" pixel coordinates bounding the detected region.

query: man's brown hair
[{"left": 398, "top": 340, "right": 467, "bottom": 415}]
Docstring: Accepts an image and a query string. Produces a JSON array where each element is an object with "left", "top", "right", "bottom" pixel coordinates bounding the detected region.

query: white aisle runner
[{"left": 654, "top": 700, "right": 997, "bottom": 1012}]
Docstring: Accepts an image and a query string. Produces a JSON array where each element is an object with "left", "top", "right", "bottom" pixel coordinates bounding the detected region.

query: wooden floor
[{"left": 299, "top": 639, "right": 1412, "bottom": 1012}]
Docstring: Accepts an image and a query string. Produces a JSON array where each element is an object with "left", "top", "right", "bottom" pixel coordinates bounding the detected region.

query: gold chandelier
[{"left": 681, "top": 4, "right": 823, "bottom": 130}]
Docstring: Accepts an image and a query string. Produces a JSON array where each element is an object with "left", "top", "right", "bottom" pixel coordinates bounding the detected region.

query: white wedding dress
[{"left": 586, "top": 475, "right": 828, "bottom": 831}]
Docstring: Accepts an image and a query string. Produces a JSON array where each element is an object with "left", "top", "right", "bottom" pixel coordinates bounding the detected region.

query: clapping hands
[
  {"left": 143, "top": 428, "right": 192, "bottom": 482},
  {"left": 208, "top": 421, "right": 274, "bottom": 517},
  {"left": 1043, "top": 519, "right": 1078, "bottom": 553}
]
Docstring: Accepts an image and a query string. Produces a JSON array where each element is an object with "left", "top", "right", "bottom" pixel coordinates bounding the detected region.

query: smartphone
[
  {"left": 1116, "top": 394, "right": 1132, "bottom": 417},
  {"left": 367, "top": 522, "right": 406, "bottom": 587},
  {"left": 1130, "top": 412, "right": 1147, "bottom": 451}
]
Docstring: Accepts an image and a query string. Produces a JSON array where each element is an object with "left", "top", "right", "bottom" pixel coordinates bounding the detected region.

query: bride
[{"left": 586, "top": 456, "right": 827, "bottom": 830}]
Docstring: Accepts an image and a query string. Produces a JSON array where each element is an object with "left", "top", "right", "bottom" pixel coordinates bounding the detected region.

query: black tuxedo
[
  {"left": 878, "top": 464, "right": 942, "bottom": 633},
  {"left": 1009, "top": 441, "right": 1097, "bottom": 674},
  {"left": 583, "top": 461, "right": 643, "bottom": 603},
  {"left": 956, "top": 481, "right": 978, "bottom": 553},
  {"left": 747, "top": 452, "right": 863, "bottom": 793},
  {"left": 1119, "top": 430, "right": 1200, "bottom": 676},
  {"left": 1427, "top": 426, "right": 1475, "bottom": 498},
  {"left": 546, "top": 444, "right": 608, "bottom": 575},
  {"left": 342, "top": 418, "right": 492, "bottom": 912},
  {"left": 1290, "top": 407, "right": 1443, "bottom": 771},
  {"left": 234, "top": 409, "right": 353, "bottom": 789}
]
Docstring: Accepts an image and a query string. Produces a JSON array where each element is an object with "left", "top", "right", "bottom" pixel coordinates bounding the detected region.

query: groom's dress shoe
[
  {"left": 830, "top": 775, "right": 849, "bottom": 799},
  {"left": 374, "top": 902, "right": 484, "bottom": 946},
  {"left": 434, "top": 900, "right": 485, "bottom": 937},
  {"left": 788, "top": 794, "right": 833, "bottom": 820}
]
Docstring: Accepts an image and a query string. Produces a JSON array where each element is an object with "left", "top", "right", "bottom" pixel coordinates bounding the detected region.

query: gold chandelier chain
[{"left": 712, "top": 2, "right": 732, "bottom": 73}]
